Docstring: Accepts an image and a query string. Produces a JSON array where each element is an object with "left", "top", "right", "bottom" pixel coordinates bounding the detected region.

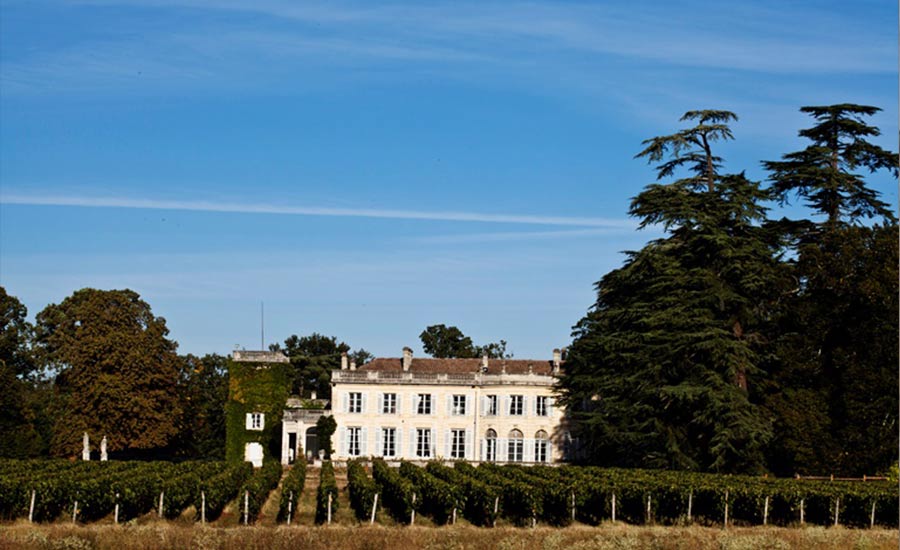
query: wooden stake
[
  {"left": 833, "top": 497, "right": 840, "bottom": 527},
  {"left": 411, "top": 493, "right": 417, "bottom": 525},
  {"left": 287, "top": 491, "right": 293, "bottom": 525},
  {"left": 687, "top": 490, "right": 693, "bottom": 523},
  {"left": 72, "top": 501, "right": 78, "bottom": 523},
  {"left": 870, "top": 501, "right": 876, "bottom": 528},
  {"left": 646, "top": 495, "right": 651, "bottom": 524},
  {"left": 799, "top": 498, "right": 804, "bottom": 525},
  {"left": 723, "top": 490, "right": 729, "bottom": 528},
  {"left": 327, "top": 492, "right": 333, "bottom": 525},
  {"left": 453, "top": 506, "right": 457, "bottom": 525},
  {"left": 611, "top": 493, "right": 616, "bottom": 523},
  {"left": 571, "top": 491, "right": 576, "bottom": 522},
  {"left": 244, "top": 490, "right": 249, "bottom": 525},
  {"left": 763, "top": 496, "right": 769, "bottom": 525},
  {"left": 201, "top": 491, "right": 206, "bottom": 524},
  {"left": 114, "top": 492, "right": 120, "bottom": 524},
  {"left": 492, "top": 496, "right": 498, "bottom": 527},
  {"left": 28, "top": 490, "right": 35, "bottom": 523},
  {"left": 158, "top": 491, "right": 164, "bottom": 518},
  {"left": 370, "top": 494, "right": 379, "bottom": 525}
]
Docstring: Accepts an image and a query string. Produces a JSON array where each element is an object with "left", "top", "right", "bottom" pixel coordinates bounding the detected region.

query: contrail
[{"left": 0, "top": 194, "right": 635, "bottom": 228}]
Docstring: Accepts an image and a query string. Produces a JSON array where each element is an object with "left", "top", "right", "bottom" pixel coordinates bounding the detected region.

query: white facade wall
[{"left": 331, "top": 373, "right": 566, "bottom": 463}]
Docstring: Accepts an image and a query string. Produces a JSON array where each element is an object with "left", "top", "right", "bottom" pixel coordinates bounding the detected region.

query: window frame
[
  {"left": 347, "top": 427, "right": 362, "bottom": 457},
  {"left": 452, "top": 394, "right": 466, "bottom": 416},
  {"left": 382, "top": 393, "right": 397, "bottom": 414},
  {"left": 416, "top": 428, "right": 432, "bottom": 458},
  {"left": 381, "top": 427, "right": 397, "bottom": 458},
  {"left": 416, "top": 393, "right": 433, "bottom": 415},
  {"left": 450, "top": 429, "right": 466, "bottom": 459},
  {"left": 536, "top": 395, "right": 549, "bottom": 417},
  {"left": 349, "top": 392, "right": 363, "bottom": 414},
  {"left": 509, "top": 395, "right": 524, "bottom": 416}
]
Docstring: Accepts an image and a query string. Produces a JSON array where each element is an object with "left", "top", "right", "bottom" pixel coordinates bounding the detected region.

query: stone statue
[
  {"left": 100, "top": 436, "right": 108, "bottom": 462},
  {"left": 82, "top": 433, "right": 90, "bottom": 461}
]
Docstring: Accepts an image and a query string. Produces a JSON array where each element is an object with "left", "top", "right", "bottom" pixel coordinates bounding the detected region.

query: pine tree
[{"left": 560, "top": 111, "right": 781, "bottom": 473}]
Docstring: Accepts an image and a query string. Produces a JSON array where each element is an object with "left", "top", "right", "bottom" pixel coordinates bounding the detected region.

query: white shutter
[
  {"left": 362, "top": 393, "right": 368, "bottom": 414},
  {"left": 446, "top": 396, "right": 453, "bottom": 416},
  {"left": 342, "top": 392, "right": 349, "bottom": 413},
  {"left": 547, "top": 398, "right": 554, "bottom": 417},
  {"left": 481, "top": 396, "right": 488, "bottom": 416},
  {"left": 409, "top": 429, "right": 417, "bottom": 457},
  {"left": 361, "top": 428, "right": 368, "bottom": 456},
  {"left": 338, "top": 427, "right": 347, "bottom": 457},
  {"left": 428, "top": 429, "right": 435, "bottom": 458},
  {"left": 465, "top": 395, "right": 472, "bottom": 416},
  {"left": 525, "top": 439, "right": 534, "bottom": 462},
  {"left": 377, "top": 394, "right": 383, "bottom": 415},
  {"left": 465, "top": 429, "right": 473, "bottom": 460},
  {"left": 479, "top": 438, "right": 485, "bottom": 461},
  {"left": 395, "top": 429, "right": 402, "bottom": 459},
  {"left": 503, "top": 396, "right": 510, "bottom": 416},
  {"left": 375, "top": 428, "right": 383, "bottom": 456},
  {"left": 414, "top": 394, "right": 420, "bottom": 415},
  {"left": 444, "top": 429, "right": 451, "bottom": 458},
  {"left": 245, "top": 413, "right": 252, "bottom": 430}
]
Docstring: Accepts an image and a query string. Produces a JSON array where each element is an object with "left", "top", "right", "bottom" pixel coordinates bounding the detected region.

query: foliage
[
  {"left": 0, "top": 286, "right": 36, "bottom": 378},
  {"left": 277, "top": 459, "right": 306, "bottom": 522},
  {"left": 34, "top": 288, "right": 182, "bottom": 456},
  {"left": 194, "top": 461, "right": 253, "bottom": 521},
  {"left": 419, "top": 324, "right": 511, "bottom": 359},
  {"left": 276, "top": 333, "right": 352, "bottom": 399},
  {"left": 426, "top": 461, "right": 499, "bottom": 526},
  {"left": 559, "top": 111, "right": 779, "bottom": 474},
  {"left": 314, "top": 461, "right": 339, "bottom": 524},
  {"left": 172, "top": 353, "right": 228, "bottom": 459},
  {"left": 236, "top": 460, "right": 282, "bottom": 523},
  {"left": 315, "top": 415, "right": 337, "bottom": 459},
  {"left": 371, "top": 459, "right": 416, "bottom": 523},
  {"left": 399, "top": 461, "right": 461, "bottom": 525},
  {"left": 347, "top": 459, "right": 379, "bottom": 522}
]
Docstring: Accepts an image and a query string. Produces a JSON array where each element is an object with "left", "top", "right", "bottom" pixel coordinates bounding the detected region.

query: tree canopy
[
  {"left": 35, "top": 288, "right": 182, "bottom": 457},
  {"left": 419, "top": 324, "right": 511, "bottom": 359}
]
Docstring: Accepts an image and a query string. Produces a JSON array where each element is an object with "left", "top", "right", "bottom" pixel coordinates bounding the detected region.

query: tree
[
  {"left": 559, "top": 111, "right": 780, "bottom": 473},
  {"left": 419, "top": 324, "right": 511, "bottom": 358},
  {"left": 280, "top": 333, "right": 351, "bottom": 399},
  {"left": 171, "top": 353, "right": 229, "bottom": 459},
  {"left": 0, "top": 286, "right": 36, "bottom": 378},
  {"left": 762, "top": 105, "right": 898, "bottom": 475},
  {"left": 35, "top": 288, "right": 182, "bottom": 457},
  {"left": 316, "top": 414, "right": 337, "bottom": 459}
]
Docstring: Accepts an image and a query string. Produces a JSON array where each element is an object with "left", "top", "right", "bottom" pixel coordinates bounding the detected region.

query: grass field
[{"left": 1, "top": 523, "right": 897, "bottom": 550}]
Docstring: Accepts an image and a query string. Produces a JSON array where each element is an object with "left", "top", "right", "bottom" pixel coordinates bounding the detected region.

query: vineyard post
[
  {"left": 114, "top": 492, "right": 120, "bottom": 524},
  {"left": 287, "top": 491, "right": 293, "bottom": 525},
  {"left": 492, "top": 495, "right": 498, "bottom": 527},
  {"left": 453, "top": 507, "right": 458, "bottom": 525},
  {"left": 645, "top": 495, "right": 651, "bottom": 525},
  {"left": 870, "top": 501, "right": 876, "bottom": 528},
  {"left": 28, "top": 490, "right": 35, "bottom": 523},
  {"left": 723, "top": 490, "right": 729, "bottom": 528},
  {"left": 201, "top": 491, "right": 206, "bottom": 524},
  {"left": 327, "top": 492, "right": 332, "bottom": 525},
  {"left": 611, "top": 493, "right": 616, "bottom": 522},
  {"left": 244, "top": 490, "right": 249, "bottom": 525},
  {"left": 370, "top": 493, "right": 379, "bottom": 525},
  {"left": 158, "top": 491, "right": 164, "bottom": 518},
  {"left": 687, "top": 490, "right": 693, "bottom": 522},
  {"left": 763, "top": 496, "right": 769, "bottom": 525},
  {"left": 799, "top": 498, "right": 804, "bottom": 525},
  {"left": 833, "top": 497, "right": 840, "bottom": 527},
  {"left": 411, "top": 493, "right": 417, "bottom": 525},
  {"left": 72, "top": 501, "right": 78, "bottom": 523},
  {"left": 571, "top": 491, "right": 576, "bottom": 522}
]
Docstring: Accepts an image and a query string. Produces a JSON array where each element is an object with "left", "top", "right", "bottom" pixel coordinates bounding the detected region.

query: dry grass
[{"left": 1, "top": 523, "right": 897, "bottom": 550}]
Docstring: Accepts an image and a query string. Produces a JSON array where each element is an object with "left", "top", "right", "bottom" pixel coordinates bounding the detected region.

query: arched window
[
  {"left": 534, "top": 430, "right": 549, "bottom": 463},
  {"left": 508, "top": 429, "right": 523, "bottom": 462},
  {"left": 485, "top": 429, "right": 497, "bottom": 462}
]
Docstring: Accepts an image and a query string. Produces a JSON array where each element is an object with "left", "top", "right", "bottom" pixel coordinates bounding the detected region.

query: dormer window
[{"left": 246, "top": 412, "right": 265, "bottom": 431}]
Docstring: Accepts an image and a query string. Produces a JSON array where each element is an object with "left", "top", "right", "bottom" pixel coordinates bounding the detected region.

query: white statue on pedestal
[
  {"left": 100, "top": 436, "right": 108, "bottom": 461},
  {"left": 82, "top": 433, "right": 90, "bottom": 461}
]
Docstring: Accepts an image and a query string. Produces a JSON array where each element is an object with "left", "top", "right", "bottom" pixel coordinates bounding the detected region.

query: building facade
[{"left": 328, "top": 347, "right": 568, "bottom": 463}]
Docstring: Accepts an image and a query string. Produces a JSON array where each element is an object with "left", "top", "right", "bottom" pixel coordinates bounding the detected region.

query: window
[
  {"left": 509, "top": 395, "right": 524, "bottom": 416},
  {"left": 349, "top": 392, "right": 363, "bottom": 413},
  {"left": 246, "top": 412, "right": 265, "bottom": 430},
  {"left": 536, "top": 396, "right": 549, "bottom": 417},
  {"left": 535, "top": 430, "right": 549, "bottom": 463},
  {"left": 348, "top": 427, "right": 362, "bottom": 457},
  {"left": 381, "top": 428, "right": 396, "bottom": 457},
  {"left": 416, "top": 428, "right": 432, "bottom": 458},
  {"left": 508, "top": 429, "right": 524, "bottom": 462},
  {"left": 416, "top": 394, "right": 432, "bottom": 415},
  {"left": 485, "top": 429, "right": 497, "bottom": 462},
  {"left": 382, "top": 393, "right": 397, "bottom": 414},
  {"left": 450, "top": 429, "right": 466, "bottom": 459},
  {"left": 452, "top": 394, "right": 466, "bottom": 415},
  {"left": 485, "top": 395, "right": 498, "bottom": 416}
]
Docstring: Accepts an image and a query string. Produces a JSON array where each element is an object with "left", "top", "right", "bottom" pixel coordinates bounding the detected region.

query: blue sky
[{"left": 1, "top": 0, "right": 897, "bottom": 359}]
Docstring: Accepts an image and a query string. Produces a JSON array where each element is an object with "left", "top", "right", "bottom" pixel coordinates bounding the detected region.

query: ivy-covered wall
[{"left": 225, "top": 360, "right": 292, "bottom": 462}]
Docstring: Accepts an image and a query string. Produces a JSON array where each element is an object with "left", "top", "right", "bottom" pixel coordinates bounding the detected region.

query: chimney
[
  {"left": 350, "top": 360, "right": 357, "bottom": 371},
  {"left": 311, "top": 390, "right": 317, "bottom": 400},
  {"left": 552, "top": 348, "right": 561, "bottom": 374},
  {"left": 341, "top": 352, "right": 349, "bottom": 370},
  {"left": 481, "top": 354, "right": 489, "bottom": 372},
  {"left": 402, "top": 346, "right": 413, "bottom": 372}
]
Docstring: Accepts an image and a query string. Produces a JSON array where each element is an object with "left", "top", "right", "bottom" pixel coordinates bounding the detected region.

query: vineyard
[{"left": 1, "top": 459, "right": 897, "bottom": 529}]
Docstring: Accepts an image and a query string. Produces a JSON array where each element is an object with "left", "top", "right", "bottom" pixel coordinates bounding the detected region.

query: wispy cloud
[{"left": 0, "top": 194, "right": 636, "bottom": 228}]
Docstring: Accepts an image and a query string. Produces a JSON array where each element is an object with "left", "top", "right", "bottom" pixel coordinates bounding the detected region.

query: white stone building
[{"left": 327, "top": 347, "right": 569, "bottom": 463}]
